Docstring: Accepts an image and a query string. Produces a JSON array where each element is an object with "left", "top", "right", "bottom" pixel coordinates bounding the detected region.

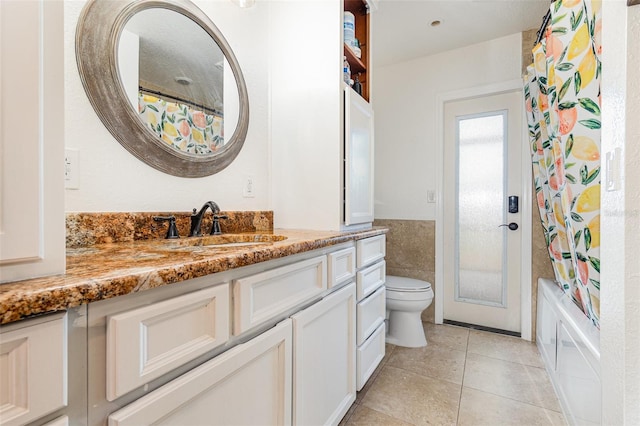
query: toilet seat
[{"left": 386, "top": 276, "right": 432, "bottom": 292}]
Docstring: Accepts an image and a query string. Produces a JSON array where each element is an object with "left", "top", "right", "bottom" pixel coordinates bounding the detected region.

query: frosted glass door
[
  {"left": 456, "top": 113, "right": 506, "bottom": 307},
  {"left": 443, "top": 91, "right": 522, "bottom": 333}
]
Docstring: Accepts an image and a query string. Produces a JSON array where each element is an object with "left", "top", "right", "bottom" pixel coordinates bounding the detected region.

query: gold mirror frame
[{"left": 76, "top": 0, "right": 249, "bottom": 177}]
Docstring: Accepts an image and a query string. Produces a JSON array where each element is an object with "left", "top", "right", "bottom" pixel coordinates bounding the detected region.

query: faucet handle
[
  {"left": 210, "top": 214, "right": 228, "bottom": 235},
  {"left": 153, "top": 216, "right": 180, "bottom": 239}
]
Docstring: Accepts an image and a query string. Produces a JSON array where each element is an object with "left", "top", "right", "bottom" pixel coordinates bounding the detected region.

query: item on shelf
[
  {"left": 353, "top": 74, "right": 362, "bottom": 95},
  {"left": 343, "top": 55, "right": 351, "bottom": 85},
  {"left": 351, "top": 38, "right": 362, "bottom": 59},
  {"left": 343, "top": 12, "right": 355, "bottom": 47}
]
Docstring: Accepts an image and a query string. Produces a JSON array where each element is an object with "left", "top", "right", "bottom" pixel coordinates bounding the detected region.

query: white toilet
[{"left": 385, "top": 275, "right": 434, "bottom": 348}]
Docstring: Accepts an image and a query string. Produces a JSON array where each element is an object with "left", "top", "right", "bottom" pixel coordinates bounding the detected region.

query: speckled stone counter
[{"left": 0, "top": 225, "right": 387, "bottom": 325}]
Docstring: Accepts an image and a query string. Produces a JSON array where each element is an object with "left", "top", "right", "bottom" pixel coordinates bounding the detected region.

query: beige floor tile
[
  {"left": 361, "top": 365, "right": 461, "bottom": 425},
  {"left": 468, "top": 330, "right": 544, "bottom": 368},
  {"left": 458, "top": 387, "right": 566, "bottom": 426},
  {"left": 423, "top": 322, "right": 469, "bottom": 352},
  {"left": 387, "top": 343, "right": 466, "bottom": 384},
  {"left": 346, "top": 405, "right": 414, "bottom": 426},
  {"left": 463, "top": 352, "right": 561, "bottom": 412}
]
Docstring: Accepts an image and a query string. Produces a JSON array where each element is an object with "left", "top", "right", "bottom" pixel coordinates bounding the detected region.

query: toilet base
[{"left": 385, "top": 311, "right": 427, "bottom": 348}]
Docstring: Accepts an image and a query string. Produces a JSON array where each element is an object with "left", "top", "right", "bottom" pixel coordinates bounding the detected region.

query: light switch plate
[{"left": 605, "top": 148, "right": 621, "bottom": 192}]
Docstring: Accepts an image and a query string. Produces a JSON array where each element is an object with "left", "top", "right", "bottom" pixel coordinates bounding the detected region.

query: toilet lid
[{"left": 386, "top": 276, "right": 432, "bottom": 292}]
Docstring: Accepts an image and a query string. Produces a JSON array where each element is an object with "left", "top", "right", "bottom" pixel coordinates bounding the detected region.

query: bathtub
[{"left": 536, "top": 278, "right": 601, "bottom": 426}]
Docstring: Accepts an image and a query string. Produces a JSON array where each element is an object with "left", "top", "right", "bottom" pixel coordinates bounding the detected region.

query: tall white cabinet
[
  {"left": 269, "top": 0, "right": 375, "bottom": 231},
  {"left": 0, "top": 0, "right": 65, "bottom": 283}
]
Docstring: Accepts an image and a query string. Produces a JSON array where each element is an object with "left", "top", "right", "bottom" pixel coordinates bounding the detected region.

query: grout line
[
  {"left": 460, "top": 385, "right": 564, "bottom": 414},
  {"left": 455, "top": 329, "right": 471, "bottom": 425}
]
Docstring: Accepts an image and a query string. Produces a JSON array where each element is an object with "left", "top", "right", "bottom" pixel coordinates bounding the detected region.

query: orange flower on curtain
[
  {"left": 138, "top": 94, "right": 224, "bottom": 155},
  {"left": 524, "top": 0, "right": 601, "bottom": 326}
]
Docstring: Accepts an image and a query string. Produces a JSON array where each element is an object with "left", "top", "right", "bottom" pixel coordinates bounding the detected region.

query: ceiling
[{"left": 372, "top": 0, "right": 551, "bottom": 67}]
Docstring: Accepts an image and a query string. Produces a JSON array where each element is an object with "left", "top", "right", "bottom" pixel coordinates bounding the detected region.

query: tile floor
[{"left": 340, "top": 322, "right": 566, "bottom": 426}]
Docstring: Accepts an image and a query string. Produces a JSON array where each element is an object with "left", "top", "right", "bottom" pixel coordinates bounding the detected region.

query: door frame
[{"left": 434, "top": 79, "right": 533, "bottom": 341}]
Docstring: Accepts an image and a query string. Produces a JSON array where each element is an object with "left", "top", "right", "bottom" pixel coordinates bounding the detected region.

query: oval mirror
[{"left": 76, "top": 0, "right": 249, "bottom": 177}]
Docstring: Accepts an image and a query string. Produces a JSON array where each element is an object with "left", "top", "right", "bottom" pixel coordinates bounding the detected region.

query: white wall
[
  {"left": 64, "top": 0, "right": 270, "bottom": 213},
  {"left": 600, "top": 2, "right": 640, "bottom": 424},
  {"left": 372, "top": 33, "right": 522, "bottom": 220}
]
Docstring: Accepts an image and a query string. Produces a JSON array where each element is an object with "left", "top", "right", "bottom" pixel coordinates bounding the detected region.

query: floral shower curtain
[
  {"left": 138, "top": 93, "right": 225, "bottom": 155},
  {"left": 523, "top": 0, "right": 602, "bottom": 326}
]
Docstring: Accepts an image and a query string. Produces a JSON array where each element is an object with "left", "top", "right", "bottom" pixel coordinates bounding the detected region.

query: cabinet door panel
[
  {"left": 292, "top": 283, "right": 356, "bottom": 426},
  {"left": 108, "top": 319, "right": 292, "bottom": 426},
  {"left": 344, "top": 87, "right": 374, "bottom": 226},
  {"left": 357, "top": 322, "right": 385, "bottom": 391},
  {"left": 233, "top": 255, "right": 327, "bottom": 334},
  {"left": 356, "top": 235, "right": 385, "bottom": 268},
  {"left": 0, "top": 314, "right": 67, "bottom": 426},
  {"left": 0, "top": 0, "right": 65, "bottom": 282},
  {"left": 106, "top": 285, "right": 230, "bottom": 400},
  {"left": 356, "top": 286, "right": 385, "bottom": 346},
  {"left": 327, "top": 246, "right": 356, "bottom": 288},
  {"left": 356, "top": 260, "right": 386, "bottom": 301}
]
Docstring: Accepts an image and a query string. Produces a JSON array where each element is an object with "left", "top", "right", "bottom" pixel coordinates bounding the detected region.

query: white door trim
[{"left": 434, "top": 79, "right": 533, "bottom": 341}]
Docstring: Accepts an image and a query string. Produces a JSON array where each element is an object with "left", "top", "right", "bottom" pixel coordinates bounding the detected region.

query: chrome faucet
[{"left": 189, "top": 201, "right": 228, "bottom": 237}]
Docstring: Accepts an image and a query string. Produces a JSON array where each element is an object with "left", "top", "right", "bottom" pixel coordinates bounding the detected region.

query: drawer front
[
  {"left": 233, "top": 255, "right": 327, "bottom": 335},
  {"left": 356, "top": 322, "right": 385, "bottom": 391},
  {"left": 356, "top": 260, "right": 386, "bottom": 301},
  {"left": 356, "top": 235, "right": 386, "bottom": 268},
  {"left": 0, "top": 314, "right": 67, "bottom": 426},
  {"left": 107, "top": 285, "right": 230, "bottom": 401},
  {"left": 356, "top": 286, "right": 386, "bottom": 346},
  {"left": 108, "top": 319, "right": 293, "bottom": 426},
  {"left": 327, "top": 247, "right": 356, "bottom": 288}
]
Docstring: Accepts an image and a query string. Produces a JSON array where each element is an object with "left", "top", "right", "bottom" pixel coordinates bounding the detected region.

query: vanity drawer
[
  {"left": 233, "top": 255, "right": 327, "bottom": 335},
  {"left": 356, "top": 260, "right": 386, "bottom": 301},
  {"left": 356, "top": 322, "right": 385, "bottom": 391},
  {"left": 0, "top": 313, "right": 67, "bottom": 426},
  {"left": 356, "top": 286, "right": 385, "bottom": 346},
  {"left": 106, "top": 285, "right": 230, "bottom": 401},
  {"left": 356, "top": 235, "right": 386, "bottom": 268},
  {"left": 327, "top": 246, "right": 356, "bottom": 288}
]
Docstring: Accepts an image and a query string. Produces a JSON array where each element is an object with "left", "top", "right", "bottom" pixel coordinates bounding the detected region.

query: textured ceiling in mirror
[{"left": 124, "top": 8, "right": 225, "bottom": 112}]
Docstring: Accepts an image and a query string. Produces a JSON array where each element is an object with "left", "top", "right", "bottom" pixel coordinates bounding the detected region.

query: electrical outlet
[
  {"left": 65, "top": 149, "right": 79, "bottom": 189},
  {"left": 243, "top": 175, "right": 255, "bottom": 198}
]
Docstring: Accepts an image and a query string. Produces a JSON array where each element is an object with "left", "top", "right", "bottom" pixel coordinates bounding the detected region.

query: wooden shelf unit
[{"left": 344, "top": 0, "right": 370, "bottom": 101}]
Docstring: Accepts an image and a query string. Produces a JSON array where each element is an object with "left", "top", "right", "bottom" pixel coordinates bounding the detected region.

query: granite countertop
[{"left": 0, "top": 227, "right": 387, "bottom": 325}]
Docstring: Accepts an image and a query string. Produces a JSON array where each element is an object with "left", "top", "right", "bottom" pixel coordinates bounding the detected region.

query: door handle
[{"left": 499, "top": 223, "right": 519, "bottom": 231}]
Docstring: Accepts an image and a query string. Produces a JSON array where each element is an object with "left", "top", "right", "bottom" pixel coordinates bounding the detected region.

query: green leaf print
[
  {"left": 565, "top": 162, "right": 577, "bottom": 169},
  {"left": 559, "top": 101, "right": 577, "bottom": 110},
  {"left": 580, "top": 164, "right": 589, "bottom": 183},
  {"left": 589, "top": 257, "right": 601, "bottom": 273},
  {"left": 579, "top": 119, "right": 601, "bottom": 129},
  {"left": 553, "top": 27, "right": 568, "bottom": 35},
  {"left": 566, "top": 173, "right": 577, "bottom": 184},
  {"left": 571, "top": 212, "right": 584, "bottom": 222},
  {"left": 584, "top": 227, "right": 592, "bottom": 251},
  {"left": 559, "top": 78, "right": 572, "bottom": 101},
  {"left": 556, "top": 63, "right": 574, "bottom": 72},
  {"left": 553, "top": 13, "right": 567, "bottom": 25},
  {"left": 572, "top": 9, "right": 584, "bottom": 31},
  {"left": 559, "top": 46, "right": 569, "bottom": 63},
  {"left": 555, "top": 0, "right": 562, "bottom": 12},
  {"left": 579, "top": 98, "right": 601, "bottom": 116},
  {"left": 562, "top": 252, "right": 573, "bottom": 260},
  {"left": 147, "top": 104, "right": 159, "bottom": 112},
  {"left": 589, "top": 278, "right": 600, "bottom": 290},
  {"left": 574, "top": 229, "right": 583, "bottom": 246},
  {"left": 584, "top": 167, "right": 600, "bottom": 185},
  {"left": 574, "top": 72, "right": 582, "bottom": 96}
]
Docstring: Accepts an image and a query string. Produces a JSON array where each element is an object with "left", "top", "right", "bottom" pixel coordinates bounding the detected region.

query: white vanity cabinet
[
  {"left": 292, "top": 282, "right": 357, "bottom": 425},
  {"left": 0, "top": 0, "right": 65, "bottom": 283},
  {"left": 355, "top": 235, "right": 386, "bottom": 390}
]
